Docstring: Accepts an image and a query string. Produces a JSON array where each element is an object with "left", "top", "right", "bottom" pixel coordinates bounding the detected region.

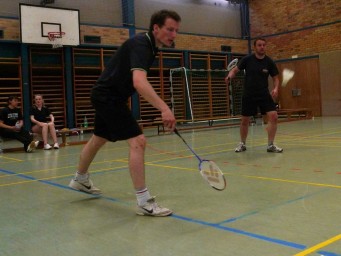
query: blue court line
[
  {"left": 0, "top": 168, "right": 131, "bottom": 205},
  {"left": 217, "top": 189, "right": 329, "bottom": 225},
  {"left": 318, "top": 251, "right": 341, "bottom": 256},
  {"left": 172, "top": 214, "right": 305, "bottom": 249},
  {"left": 0, "top": 168, "right": 339, "bottom": 255}
]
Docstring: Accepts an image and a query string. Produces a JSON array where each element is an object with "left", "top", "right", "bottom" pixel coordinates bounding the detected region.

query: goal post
[
  {"left": 169, "top": 67, "right": 194, "bottom": 122},
  {"left": 169, "top": 67, "right": 243, "bottom": 124}
]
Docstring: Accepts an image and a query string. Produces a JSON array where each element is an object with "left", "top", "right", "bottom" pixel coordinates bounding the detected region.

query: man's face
[
  {"left": 254, "top": 40, "right": 266, "bottom": 56},
  {"left": 9, "top": 98, "right": 19, "bottom": 108},
  {"left": 153, "top": 18, "right": 180, "bottom": 48}
]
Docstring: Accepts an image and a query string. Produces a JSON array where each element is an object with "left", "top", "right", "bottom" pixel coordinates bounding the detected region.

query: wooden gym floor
[{"left": 0, "top": 117, "right": 340, "bottom": 256}]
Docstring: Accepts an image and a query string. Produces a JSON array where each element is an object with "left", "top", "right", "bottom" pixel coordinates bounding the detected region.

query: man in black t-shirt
[
  {"left": 226, "top": 37, "right": 283, "bottom": 153},
  {"left": 69, "top": 10, "right": 181, "bottom": 217},
  {"left": 0, "top": 96, "right": 38, "bottom": 152}
]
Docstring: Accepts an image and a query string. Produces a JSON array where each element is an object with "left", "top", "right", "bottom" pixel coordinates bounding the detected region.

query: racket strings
[
  {"left": 200, "top": 161, "right": 226, "bottom": 190},
  {"left": 202, "top": 164, "right": 220, "bottom": 178}
]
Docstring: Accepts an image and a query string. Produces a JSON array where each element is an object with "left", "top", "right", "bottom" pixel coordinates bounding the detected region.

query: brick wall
[
  {"left": 249, "top": 0, "right": 341, "bottom": 59},
  {"left": 0, "top": 19, "right": 20, "bottom": 41},
  {"left": 136, "top": 29, "right": 248, "bottom": 54},
  {"left": 265, "top": 23, "right": 341, "bottom": 59},
  {"left": 80, "top": 25, "right": 129, "bottom": 46},
  {"left": 1, "top": 1, "right": 339, "bottom": 58},
  {"left": 0, "top": 18, "right": 130, "bottom": 46},
  {"left": 175, "top": 34, "right": 248, "bottom": 54},
  {"left": 0, "top": 17, "right": 248, "bottom": 54}
]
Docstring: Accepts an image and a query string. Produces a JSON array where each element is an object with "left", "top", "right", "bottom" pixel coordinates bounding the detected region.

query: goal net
[{"left": 169, "top": 67, "right": 243, "bottom": 123}]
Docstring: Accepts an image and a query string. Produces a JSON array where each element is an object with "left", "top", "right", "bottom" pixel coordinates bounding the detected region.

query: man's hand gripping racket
[
  {"left": 174, "top": 128, "right": 226, "bottom": 191},
  {"left": 225, "top": 58, "right": 239, "bottom": 84}
]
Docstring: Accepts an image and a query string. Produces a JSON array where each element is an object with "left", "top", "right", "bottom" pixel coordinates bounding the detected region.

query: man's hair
[
  {"left": 149, "top": 9, "right": 181, "bottom": 32},
  {"left": 7, "top": 96, "right": 19, "bottom": 103},
  {"left": 253, "top": 37, "right": 266, "bottom": 46}
]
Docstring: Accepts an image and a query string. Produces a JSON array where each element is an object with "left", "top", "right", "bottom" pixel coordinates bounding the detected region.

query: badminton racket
[
  {"left": 227, "top": 58, "right": 238, "bottom": 71},
  {"left": 174, "top": 128, "right": 226, "bottom": 191},
  {"left": 281, "top": 68, "right": 295, "bottom": 87}
]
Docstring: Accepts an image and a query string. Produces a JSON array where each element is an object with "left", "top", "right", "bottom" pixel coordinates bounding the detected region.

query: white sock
[
  {"left": 136, "top": 188, "right": 151, "bottom": 206},
  {"left": 75, "top": 172, "right": 89, "bottom": 181}
]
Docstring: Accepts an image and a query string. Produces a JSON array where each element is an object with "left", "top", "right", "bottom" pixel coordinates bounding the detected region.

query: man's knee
[
  {"left": 267, "top": 111, "right": 278, "bottom": 123},
  {"left": 129, "top": 134, "right": 146, "bottom": 150},
  {"left": 89, "top": 135, "right": 107, "bottom": 148},
  {"left": 241, "top": 117, "right": 250, "bottom": 126}
]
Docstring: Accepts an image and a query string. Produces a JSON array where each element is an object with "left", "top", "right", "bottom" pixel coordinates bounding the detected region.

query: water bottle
[{"left": 84, "top": 116, "right": 88, "bottom": 128}]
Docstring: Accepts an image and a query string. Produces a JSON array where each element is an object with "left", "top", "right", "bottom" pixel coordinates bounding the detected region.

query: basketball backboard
[{"left": 19, "top": 4, "right": 80, "bottom": 47}]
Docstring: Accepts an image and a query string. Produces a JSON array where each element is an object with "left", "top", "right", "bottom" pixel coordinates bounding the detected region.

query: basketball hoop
[{"left": 48, "top": 32, "right": 65, "bottom": 48}]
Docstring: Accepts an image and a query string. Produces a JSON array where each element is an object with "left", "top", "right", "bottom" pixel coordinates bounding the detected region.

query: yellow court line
[
  {"left": 0, "top": 148, "right": 189, "bottom": 180},
  {"left": 0, "top": 165, "right": 77, "bottom": 178},
  {"left": 277, "top": 129, "right": 341, "bottom": 142},
  {"left": 0, "top": 158, "right": 339, "bottom": 191},
  {"left": 0, "top": 165, "right": 128, "bottom": 187},
  {"left": 0, "top": 157, "right": 131, "bottom": 179},
  {"left": 0, "top": 173, "right": 74, "bottom": 187},
  {"left": 242, "top": 175, "right": 341, "bottom": 189},
  {"left": 0, "top": 155, "right": 23, "bottom": 162},
  {"left": 147, "top": 162, "right": 196, "bottom": 172},
  {"left": 145, "top": 162, "right": 341, "bottom": 189},
  {"left": 293, "top": 233, "right": 341, "bottom": 256}
]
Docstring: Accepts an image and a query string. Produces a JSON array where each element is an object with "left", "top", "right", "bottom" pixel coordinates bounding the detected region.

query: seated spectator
[
  {"left": 30, "top": 94, "right": 59, "bottom": 150},
  {"left": 0, "top": 96, "right": 38, "bottom": 152}
]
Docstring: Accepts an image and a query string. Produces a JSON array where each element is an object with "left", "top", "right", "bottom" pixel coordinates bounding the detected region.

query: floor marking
[
  {"left": 0, "top": 165, "right": 128, "bottom": 187},
  {"left": 241, "top": 174, "right": 341, "bottom": 189},
  {"left": 172, "top": 214, "right": 305, "bottom": 250},
  {"left": 216, "top": 188, "right": 329, "bottom": 225},
  {"left": 144, "top": 162, "right": 341, "bottom": 190},
  {"left": 0, "top": 158, "right": 129, "bottom": 179},
  {"left": 0, "top": 167, "right": 339, "bottom": 255},
  {"left": 0, "top": 155, "right": 23, "bottom": 162},
  {"left": 293, "top": 234, "right": 341, "bottom": 256}
]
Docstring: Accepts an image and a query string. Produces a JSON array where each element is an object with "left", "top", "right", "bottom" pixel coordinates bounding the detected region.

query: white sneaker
[
  {"left": 267, "top": 144, "right": 283, "bottom": 153},
  {"left": 26, "top": 141, "right": 37, "bottom": 152},
  {"left": 53, "top": 143, "right": 59, "bottom": 149},
  {"left": 44, "top": 144, "right": 52, "bottom": 150},
  {"left": 136, "top": 197, "right": 172, "bottom": 217},
  {"left": 235, "top": 142, "right": 246, "bottom": 153},
  {"left": 69, "top": 177, "right": 102, "bottom": 194}
]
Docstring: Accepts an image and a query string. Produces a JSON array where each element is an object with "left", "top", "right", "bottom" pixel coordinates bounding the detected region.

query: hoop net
[{"left": 48, "top": 32, "right": 65, "bottom": 48}]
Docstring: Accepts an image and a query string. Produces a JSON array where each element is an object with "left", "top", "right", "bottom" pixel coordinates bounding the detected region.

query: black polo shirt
[
  {"left": 238, "top": 54, "right": 279, "bottom": 97},
  {"left": 91, "top": 32, "right": 158, "bottom": 105},
  {"left": 29, "top": 106, "right": 51, "bottom": 123}
]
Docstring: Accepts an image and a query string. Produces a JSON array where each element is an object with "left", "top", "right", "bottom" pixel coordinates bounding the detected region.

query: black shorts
[
  {"left": 92, "top": 101, "right": 142, "bottom": 142},
  {"left": 241, "top": 94, "right": 276, "bottom": 116}
]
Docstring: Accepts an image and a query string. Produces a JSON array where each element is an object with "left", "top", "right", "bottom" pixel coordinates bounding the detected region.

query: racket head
[
  {"left": 199, "top": 160, "right": 226, "bottom": 191},
  {"left": 227, "top": 58, "right": 238, "bottom": 71},
  {"left": 282, "top": 68, "right": 295, "bottom": 87}
]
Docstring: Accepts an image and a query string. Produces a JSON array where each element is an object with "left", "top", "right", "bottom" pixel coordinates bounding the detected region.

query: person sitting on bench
[
  {"left": 0, "top": 96, "right": 38, "bottom": 153},
  {"left": 30, "top": 94, "right": 59, "bottom": 150}
]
